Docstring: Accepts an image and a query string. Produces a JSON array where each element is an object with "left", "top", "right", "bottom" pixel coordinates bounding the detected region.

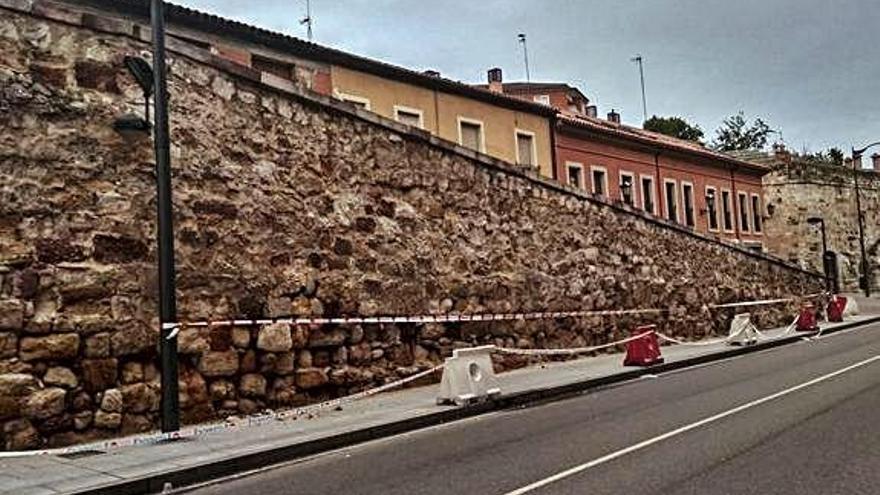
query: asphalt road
[{"left": 189, "top": 322, "right": 880, "bottom": 495}]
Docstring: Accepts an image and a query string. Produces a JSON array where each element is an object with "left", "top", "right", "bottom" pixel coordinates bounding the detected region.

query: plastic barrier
[
  {"left": 843, "top": 297, "right": 860, "bottom": 318},
  {"left": 727, "top": 313, "right": 759, "bottom": 346},
  {"left": 827, "top": 296, "right": 846, "bottom": 323},
  {"left": 796, "top": 302, "right": 820, "bottom": 332},
  {"left": 623, "top": 325, "right": 664, "bottom": 367},
  {"left": 437, "top": 346, "right": 501, "bottom": 406}
]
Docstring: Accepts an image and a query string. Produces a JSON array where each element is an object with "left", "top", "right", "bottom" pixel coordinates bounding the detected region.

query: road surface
[{"left": 190, "top": 321, "right": 880, "bottom": 495}]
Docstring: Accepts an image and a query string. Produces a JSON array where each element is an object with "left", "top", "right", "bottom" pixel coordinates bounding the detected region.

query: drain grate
[{"left": 57, "top": 449, "right": 106, "bottom": 459}]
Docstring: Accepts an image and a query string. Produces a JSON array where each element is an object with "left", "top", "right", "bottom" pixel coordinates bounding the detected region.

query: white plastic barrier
[
  {"left": 727, "top": 313, "right": 759, "bottom": 346},
  {"left": 437, "top": 345, "right": 501, "bottom": 406},
  {"left": 843, "top": 297, "right": 860, "bottom": 318}
]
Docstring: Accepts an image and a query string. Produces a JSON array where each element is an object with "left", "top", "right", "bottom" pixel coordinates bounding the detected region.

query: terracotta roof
[
  {"left": 559, "top": 114, "right": 770, "bottom": 174},
  {"left": 64, "top": 0, "right": 556, "bottom": 118},
  {"left": 473, "top": 82, "right": 590, "bottom": 104}
]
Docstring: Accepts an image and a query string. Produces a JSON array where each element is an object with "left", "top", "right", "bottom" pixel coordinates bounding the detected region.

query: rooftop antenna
[
  {"left": 517, "top": 33, "right": 531, "bottom": 83},
  {"left": 300, "top": 0, "right": 313, "bottom": 41},
  {"left": 631, "top": 54, "right": 647, "bottom": 125}
]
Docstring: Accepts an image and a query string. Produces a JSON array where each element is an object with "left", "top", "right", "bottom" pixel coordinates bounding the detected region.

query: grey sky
[{"left": 178, "top": 0, "right": 880, "bottom": 156}]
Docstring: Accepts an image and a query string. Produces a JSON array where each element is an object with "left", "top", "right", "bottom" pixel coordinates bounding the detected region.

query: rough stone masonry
[{"left": 0, "top": 2, "right": 822, "bottom": 450}]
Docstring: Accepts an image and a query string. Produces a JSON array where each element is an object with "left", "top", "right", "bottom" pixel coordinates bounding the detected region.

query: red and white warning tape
[
  {"left": 493, "top": 330, "right": 656, "bottom": 356},
  {"left": 709, "top": 293, "right": 825, "bottom": 310}
]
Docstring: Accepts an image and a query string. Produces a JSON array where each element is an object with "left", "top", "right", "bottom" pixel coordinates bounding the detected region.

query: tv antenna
[
  {"left": 631, "top": 54, "right": 648, "bottom": 124},
  {"left": 517, "top": 33, "right": 531, "bottom": 83},
  {"left": 300, "top": 0, "right": 313, "bottom": 41}
]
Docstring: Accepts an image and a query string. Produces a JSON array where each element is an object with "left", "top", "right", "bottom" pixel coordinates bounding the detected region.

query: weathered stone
[
  {"left": 84, "top": 333, "right": 111, "bottom": 358},
  {"left": 3, "top": 418, "right": 40, "bottom": 450},
  {"left": 239, "top": 373, "right": 267, "bottom": 398},
  {"left": 297, "top": 349, "right": 313, "bottom": 368},
  {"left": 81, "top": 358, "right": 117, "bottom": 392},
  {"left": 208, "top": 379, "right": 236, "bottom": 401},
  {"left": 0, "top": 373, "right": 39, "bottom": 419},
  {"left": 93, "top": 410, "right": 121, "bottom": 429},
  {"left": 22, "top": 388, "right": 66, "bottom": 420},
  {"left": 179, "top": 368, "right": 209, "bottom": 408},
  {"left": 100, "top": 388, "right": 123, "bottom": 413},
  {"left": 73, "top": 410, "right": 93, "bottom": 431},
  {"left": 198, "top": 351, "right": 239, "bottom": 377},
  {"left": 256, "top": 323, "right": 293, "bottom": 352},
  {"left": 0, "top": 299, "right": 24, "bottom": 330},
  {"left": 231, "top": 328, "right": 250, "bottom": 348},
  {"left": 291, "top": 326, "right": 309, "bottom": 349},
  {"left": 43, "top": 366, "right": 78, "bottom": 388},
  {"left": 20, "top": 334, "right": 80, "bottom": 361},
  {"left": 308, "top": 328, "right": 346, "bottom": 348},
  {"left": 0, "top": 332, "right": 17, "bottom": 358},
  {"left": 240, "top": 350, "right": 257, "bottom": 373},
  {"left": 178, "top": 328, "right": 210, "bottom": 354},
  {"left": 120, "top": 383, "right": 158, "bottom": 413},
  {"left": 121, "top": 413, "right": 152, "bottom": 435},
  {"left": 110, "top": 322, "right": 156, "bottom": 356},
  {"left": 120, "top": 361, "right": 144, "bottom": 384},
  {"left": 274, "top": 352, "right": 295, "bottom": 375},
  {"left": 294, "top": 368, "right": 328, "bottom": 390}
]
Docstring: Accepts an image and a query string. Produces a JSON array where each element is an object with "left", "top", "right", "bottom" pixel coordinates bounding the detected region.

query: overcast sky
[{"left": 178, "top": 0, "right": 880, "bottom": 155}]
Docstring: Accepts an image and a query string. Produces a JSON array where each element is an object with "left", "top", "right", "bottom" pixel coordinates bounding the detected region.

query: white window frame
[
  {"left": 336, "top": 91, "right": 371, "bottom": 110},
  {"left": 619, "top": 170, "right": 638, "bottom": 208},
  {"left": 751, "top": 193, "right": 764, "bottom": 235},
  {"left": 457, "top": 116, "right": 486, "bottom": 153},
  {"left": 566, "top": 161, "right": 584, "bottom": 189},
  {"left": 393, "top": 104, "right": 424, "bottom": 128},
  {"left": 681, "top": 181, "right": 696, "bottom": 228},
  {"left": 706, "top": 185, "right": 720, "bottom": 232},
  {"left": 514, "top": 129, "right": 538, "bottom": 168},
  {"left": 640, "top": 174, "right": 657, "bottom": 214},
  {"left": 663, "top": 178, "right": 680, "bottom": 223},
  {"left": 738, "top": 191, "right": 751, "bottom": 233},
  {"left": 590, "top": 165, "right": 609, "bottom": 197},
  {"left": 533, "top": 94, "right": 551, "bottom": 105},
  {"left": 721, "top": 188, "right": 734, "bottom": 233}
]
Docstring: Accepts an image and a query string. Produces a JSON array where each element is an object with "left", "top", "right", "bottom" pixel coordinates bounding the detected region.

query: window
[
  {"left": 567, "top": 162, "right": 584, "bottom": 189},
  {"left": 515, "top": 130, "right": 537, "bottom": 167},
  {"left": 620, "top": 172, "right": 636, "bottom": 206},
  {"left": 591, "top": 166, "right": 608, "bottom": 196},
  {"left": 641, "top": 175, "right": 655, "bottom": 214},
  {"left": 337, "top": 92, "right": 371, "bottom": 110},
  {"left": 394, "top": 105, "right": 424, "bottom": 128},
  {"left": 682, "top": 182, "right": 695, "bottom": 227},
  {"left": 738, "top": 192, "right": 750, "bottom": 232},
  {"left": 252, "top": 54, "right": 294, "bottom": 80},
  {"left": 533, "top": 94, "right": 551, "bottom": 105},
  {"left": 664, "top": 179, "right": 679, "bottom": 222},
  {"left": 706, "top": 187, "right": 719, "bottom": 231},
  {"left": 751, "top": 195, "right": 763, "bottom": 233},
  {"left": 458, "top": 118, "right": 484, "bottom": 152},
  {"left": 721, "top": 190, "right": 733, "bottom": 231}
]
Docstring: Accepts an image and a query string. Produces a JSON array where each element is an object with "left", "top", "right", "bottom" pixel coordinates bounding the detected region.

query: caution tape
[
  {"left": 161, "top": 308, "right": 670, "bottom": 331},
  {"left": 655, "top": 332, "right": 731, "bottom": 347},
  {"left": 709, "top": 293, "right": 824, "bottom": 310},
  {"left": 0, "top": 364, "right": 443, "bottom": 459},
  {"left": 493, "top": 330, "right": 656, "bottom": 356}
]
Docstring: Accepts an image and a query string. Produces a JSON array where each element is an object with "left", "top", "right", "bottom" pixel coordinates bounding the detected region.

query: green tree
[
  {"left": 828, "top": 147, "right": 845, "bottom": 166},
  {"left": 643, "top": 115, "right": 704, "bottom": 143},
  {"left": 712, "top": 112, "right": 774, "bottom": 151}
]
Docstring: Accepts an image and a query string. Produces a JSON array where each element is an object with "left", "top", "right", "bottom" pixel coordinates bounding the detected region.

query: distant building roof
[
  {"left": 66, "top": 0, "right": 557, "bottom": 118},
  {"left": 474, "top": 82, "right": 590, "bottom": 104},
  {"left": 559, "top": 114, "right": 770, "bottom": 174}
]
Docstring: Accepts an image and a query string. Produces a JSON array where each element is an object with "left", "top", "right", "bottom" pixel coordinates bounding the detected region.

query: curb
[{"left": 76, "top": 316, "right": 880, "bottom": 495}]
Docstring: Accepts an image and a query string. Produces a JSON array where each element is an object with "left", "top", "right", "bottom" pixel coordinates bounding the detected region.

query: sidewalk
[{"left": 2, "top": 303, "right": 878, "bottom": 495}]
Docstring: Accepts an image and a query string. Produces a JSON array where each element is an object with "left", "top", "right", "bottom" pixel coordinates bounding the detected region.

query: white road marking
[{"left": 502, "top": 354, "right": 880, "bottom": 495}]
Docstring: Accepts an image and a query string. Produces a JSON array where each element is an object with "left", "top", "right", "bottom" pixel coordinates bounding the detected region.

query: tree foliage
[
  {"left": 643, "top": 115, "right": 704, "bottom": 143},
  {"left": 802, "top": 147, "right": 845, "bottom": 166},
  {"left": 712, "top": 112, "right": 774, "bottom": 151}
]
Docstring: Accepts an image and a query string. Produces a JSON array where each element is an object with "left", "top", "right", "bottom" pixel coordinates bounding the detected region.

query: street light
[
  {"left": 851, "top": 142, "right": 879, "bottom": 296},
  {"left": 807, "top": 216, "right": 837, "bottom": 293}
]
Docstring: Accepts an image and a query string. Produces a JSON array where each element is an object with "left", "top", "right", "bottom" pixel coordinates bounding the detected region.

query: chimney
[
  {"left": 422, "top": 69, "right": 441, "bottom": 78},
  {"left": 585, "top": 105, "right": 598, "bottom": 118},
  {"left": 872, "top": 153, "right": 880, "bottom": 172},
  {"left": 487, "top": 67, "right": 503, "bottom": 93},
  {"left": 607, "top": 110, "right": 621, "bottom": 124}
]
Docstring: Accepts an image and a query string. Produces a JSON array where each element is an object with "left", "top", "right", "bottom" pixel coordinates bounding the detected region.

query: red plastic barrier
[
  {"left": 624, "top": 325, "right": 664, "bottom": 366},
  {"left": 826, "top": 296, "right": 846, "bottom": 323},
  {"left": 796, "top": 303, "right": 820, "bottom": 332}
]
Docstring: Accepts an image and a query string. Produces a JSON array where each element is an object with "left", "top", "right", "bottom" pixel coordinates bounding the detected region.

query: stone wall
[
  {"left": 0, "top": 3, "right": 822, "bottom": 450},
  {"left": 763, "top": 158, "right": 880, "bottom": 291}
]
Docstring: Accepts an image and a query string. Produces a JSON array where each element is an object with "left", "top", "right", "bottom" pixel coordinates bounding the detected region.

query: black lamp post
[
  {"left": 806, "top": 216, "right": 833, "bottom": 293},
  {"left": 851, "top": 143, "right": 879, "bottom": 297},
  {"left": 115, "top": 1, "right": 179, "bottom": 433}
]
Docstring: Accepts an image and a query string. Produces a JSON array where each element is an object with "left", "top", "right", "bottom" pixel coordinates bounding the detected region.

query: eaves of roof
[{"left": 63, "top": 0, "right": 557, "bottom": 118}]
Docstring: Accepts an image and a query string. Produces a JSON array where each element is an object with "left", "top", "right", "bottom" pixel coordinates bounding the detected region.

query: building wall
[
  {"left": 331, "top": 66, "right": 555, "bottom": 177},
  {"left": 0, "top": 2, "right": 821, "bottom": 450},
  {"left": 555, "top": 132, "right": 766, "bottom": 245},
  {"left": 763, "top": 158, "right": 880, "bottom": 291}
]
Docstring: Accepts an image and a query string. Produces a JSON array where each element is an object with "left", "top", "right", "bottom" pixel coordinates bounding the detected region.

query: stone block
[
  {"left": 294, "top": 368, "right": 328, "bottom": 390},
  {"left": 0, "top": 332, "right": 17, "bottom": 358},
  {"left": 84, "top": 332, "right": 111, "bottom": 358},
  {"left": 3, "top": 418, "right": 40, "bottom": 451},
  {"left": 20, "top": 334, "right": 80, "bottom": 361},
  {"left": 81, "top": 358, "right": 118, "bottom": 392},
  {"left": 120, "top": 382, "right": 158, "bottom": 413},
  {"left": 198, "top": 350, "right": 239, "bottom": 377},
  {"left": 22, "top": 388, "right": 66, "bottom": 420},
  {"left": 231, "top": 328, "right": 251, "bottom": 348},
  {"left": 178, "top": 327, "right": 210, "bottom": 354},
  {"left": 0, "top": 373, "right": 38, "bottom": 419},
  {"left": 256, "top": 323, "right": 293, "bottom": 352},
  {"left": 100, "top": 388, "right": 123, "bottom": 413},
  {"left": 111, "top": 322, "right": 156, "bottom": 357},
  {"left": 93, "top": 410, "right": 121, "bottom": 429},
  {"left": 239, "top": 373, "right": 267, "bottom": 398},
  {"left": 0, "top": 299, "right": 24, "bottom": 330},
  {"left": 307, "top": 328, "right": 346, "bottom": 348},
  {"left": 43, "top": 366, "right": 78, "bottom": 388}
]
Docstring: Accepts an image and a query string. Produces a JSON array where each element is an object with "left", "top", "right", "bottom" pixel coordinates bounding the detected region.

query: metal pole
[
  {"left": 851, "top": 150, "right": 871, "bottom": 296},
  {"left": 304, "top": 0, "right": 313, "bottom": 41},
  {"left": 152, "top": 0, "right": 180, "bottom": 433},
  {"left": 633, "top": 55, "right": 648, "bottom": 124},
  {"left": 518, "top": 34, "right": 531, "bottom": 83}
]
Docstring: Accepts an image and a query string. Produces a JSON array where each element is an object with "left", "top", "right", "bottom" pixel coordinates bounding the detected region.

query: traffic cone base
[{"left": 624, "top": 325, "right": 664, "bottom": 367}]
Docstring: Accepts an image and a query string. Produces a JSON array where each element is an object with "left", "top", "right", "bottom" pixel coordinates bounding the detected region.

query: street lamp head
[
  {"left": 124, "top": 55, "right": 154, "bottom": 97},
  {"left": 806, "top": 216, "right": 823, "bottom": 225},
  {"left": 113, "top": 113, "right": 151, "bottom": 138}
]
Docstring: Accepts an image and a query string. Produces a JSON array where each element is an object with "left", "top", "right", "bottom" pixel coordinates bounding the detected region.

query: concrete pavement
[
  {"left": 189, "top": 318, "right": 880, "bottom": 495},
  {"left": 0, "top": 300, "right": 878, "bottom": 495}
]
